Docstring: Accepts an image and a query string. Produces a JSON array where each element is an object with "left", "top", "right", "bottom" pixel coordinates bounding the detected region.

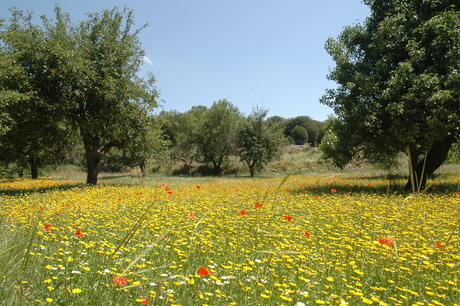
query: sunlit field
[{"left": 0, "top": 175, "right": 459, "bottom": 306}]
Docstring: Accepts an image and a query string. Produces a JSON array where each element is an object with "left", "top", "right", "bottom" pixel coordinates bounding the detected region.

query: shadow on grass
[
  {"left": 0, "top": 182, "right": 86, "bottom": 197},
  {"left": 290, "top": 173, "right": 460, "bottom": 196}
]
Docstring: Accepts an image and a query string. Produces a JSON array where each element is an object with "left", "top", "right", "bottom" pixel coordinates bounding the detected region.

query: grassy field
[{"left": 0, "top": 173, "right": 459, "bottom": 305}]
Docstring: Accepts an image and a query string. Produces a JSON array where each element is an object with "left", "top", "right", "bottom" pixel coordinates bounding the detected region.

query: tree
[
  {"left": 188, "top": 100, "right": 241, "bottom": 175},
  {"left": 174, "top": 106, "right": 208, "bottom": 167},
  {"left": 321, "top": 0, "right": 460, "bottom": 190},
  {"left": 1, "top": 6, "right": 159, "bottom": 184},
  {"left": 102, "top": 115, "right": 168, "bottom": 174},
  {"left": 0, "top": 101, "right": 74, "bottom": 179},
  {"left": 290, "top": 125, "right": 309, "bottom": 145},
  {"left": 319, "top": 118, "right": 355, "bottom": 168},
  {"left": 0, "top": 11, "right": 74, "bottom": 178},
  {"left": 283, "top": 116, "right": 323, "bottom": 146},
  {"left": 236, "top": 107, "right": 285, "bottom": 177},
  {"left": 0, "top": 50, "right": 25, "bottom": 137}
]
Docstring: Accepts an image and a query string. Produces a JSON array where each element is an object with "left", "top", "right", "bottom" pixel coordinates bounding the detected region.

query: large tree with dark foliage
[
  {"left": 1, "top": 6, "right": 159, "bottom": 184},
  {"left": 0, "top": 10, "right": 74, "bottom": 178},
  {"left": 321, "top": 0, "right": 460, "bottom": 190}
]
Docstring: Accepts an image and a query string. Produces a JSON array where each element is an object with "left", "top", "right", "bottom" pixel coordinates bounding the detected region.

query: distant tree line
[{"left": 158, "top": 101, "right": 324, "bottom": 177}]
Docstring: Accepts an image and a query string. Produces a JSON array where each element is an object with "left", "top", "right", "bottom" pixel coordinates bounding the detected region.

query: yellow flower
[
  {"left": 72, "top": 288, "right": 82, "bottom": 294},
  {"left": 46, "top": 298, "right": 53, "bottom": 302},
  {"left": 362, "top": 297, "right": 374, "bottom": 304},
  {"left": 260, "top": 294, "right": 270, "bottom": 298}
]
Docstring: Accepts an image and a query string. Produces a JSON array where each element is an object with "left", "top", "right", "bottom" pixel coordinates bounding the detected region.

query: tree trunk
[
  {"left": 248, "top": 161, "right": 255, "bottom": 178},
  {"left": 212, "top": 163, "right": 222, "bottom": 176},
  {"left": 211, "top": 157, "right": 223, "bottom": 175},
  {"left": 139, "top": 160, "right": 146, "bottom": 176},
  {"left": 83, "top": 136, "right": 103, "bottom": 185},
  {"left": 28, "top": 157, "right": 40, "bottom": 179},
  {"left": 405, "top": 138, "right": 453, "bottom": 191}
]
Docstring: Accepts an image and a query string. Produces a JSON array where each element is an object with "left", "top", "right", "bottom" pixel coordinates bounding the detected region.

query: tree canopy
[
  {"left": 0, "top": 6, "right": 159, "bottom": 184},
  {"left": 321, "top": 0, "right": 460, "bottom": 189},
  {"left": 236, "top": 107, "right": 285, "bottom": 177}
]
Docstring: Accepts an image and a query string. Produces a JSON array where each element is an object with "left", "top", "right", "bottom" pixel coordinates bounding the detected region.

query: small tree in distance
[
  {"left": 190, "top": 100, "right": 241, "bottom": 175},
  {"left": 290, "top": 125, "right": 309, "bottom": 145},
  {"left": 236, "top": 107, "right": 285, "bottom": 177}
]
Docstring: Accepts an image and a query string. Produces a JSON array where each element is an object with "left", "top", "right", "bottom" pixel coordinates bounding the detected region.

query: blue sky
[{"left": 1, "top": 1, "right": 370, "bottom": 121}]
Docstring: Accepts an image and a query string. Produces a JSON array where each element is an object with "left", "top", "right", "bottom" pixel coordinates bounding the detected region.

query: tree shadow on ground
[
  {"left": 0, "top": 182, "right": 86, "bottom": 197},
  {"left": 290, "top": 173, "right": 460, "bottom": 196}
]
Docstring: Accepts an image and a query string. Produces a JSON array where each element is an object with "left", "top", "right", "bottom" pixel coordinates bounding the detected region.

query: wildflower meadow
[{"left": 0, "top": 174, "right": 458, "bottom": 305}]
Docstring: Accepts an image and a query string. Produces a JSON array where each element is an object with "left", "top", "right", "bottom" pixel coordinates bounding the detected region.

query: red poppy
[
  {"left": 304, "top": 231, "right": 312, "bottom": 237},
  {"left": 45, "top": 224, "right": 52, "bottom": 232},
  {"left": 240, "top": 210, "right": 247, "bottom": 215},
  {"left": 435, "top": 241, "right": 445, "bottom": 248},
  {"left": 187, "top": 213, "right": 196, "bottom": 218},
  {"left": 378, "top": 238, "right": 394, "bottom": 246},
  {"left": 112, "top": 276, "right": 128, "bottom": 286},
  {"left": 331, "top": 189, "right": 337, "bottom": 193},
  {"left": 75, "top": 229, "right": 84, "bottom": 237},
  {"left": 283, "top": 216, "right": 292, "bottom": 221},
  {"left": 196, "top": 185, "right": 201, "bottom": 189},
  {"left": 254, "top": 203, "right": 263, "bottom": 208},
  {"left": 198, "top": 266, "right": 210, "bottom": 276},
  {"left": 368, "top": 184, "right": 373, "bottom": 187},
  {"left": 140, "top": 298, "right": 149, "bottom": 304}
]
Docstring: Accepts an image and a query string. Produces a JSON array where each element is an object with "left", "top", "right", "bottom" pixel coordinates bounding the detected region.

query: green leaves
[
  {"left": 0, "top": 6, "right": 160, "bottom": 183},
  {"left": 236, "top": 107, "right": 284, "bottom": 177},
  {"left": 322, "top": 0, "right": 460, "bottom": 171}
]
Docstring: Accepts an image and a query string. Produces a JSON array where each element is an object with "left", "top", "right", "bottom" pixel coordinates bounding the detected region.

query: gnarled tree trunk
[
  {"left": 82, "top": 131, "right": 129, "bottom": 185},
  {"left": 405, "top": 138, "right": 453, "bottom": 191}
]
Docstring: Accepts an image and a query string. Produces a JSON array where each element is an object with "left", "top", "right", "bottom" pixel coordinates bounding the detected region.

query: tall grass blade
[
  {"left": 111, "top": 200, "right": 158, "bottom": 257},
  {"left": 260, "top": 168, "right": 294, "bottom": 204}
]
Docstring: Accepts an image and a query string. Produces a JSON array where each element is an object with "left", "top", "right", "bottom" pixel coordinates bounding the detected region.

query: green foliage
[
  {"left": 0, "top": 6, "right": 160, "bottom": 183},
  {"left": 236, "top": 107, "right": 285, "bottom": 177},
  {"left": 322, "top": 0, "right": 460, "bottom": 178},
  {"left": 0, "top": 9, "right": 75, "bottom": 177},
  {"left": 447, "top": 141, "right": 460, "bottom": 164},
  {"left": 103, "top": 116, "right": 169, "bottom": 174},
  {"left": 319, "top": 119, "right": 354, "bottom": 169},
  {"left": 290, "top": 125, "right": 308, "bottom": 145},
  {"left": 172, "top": 100, "right": 241, "bottom": 175},
  {"left": 283, "top": 116, "right": 324, "bottom": 146}
]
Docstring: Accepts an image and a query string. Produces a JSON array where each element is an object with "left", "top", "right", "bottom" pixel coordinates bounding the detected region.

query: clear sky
[{"left": 1, "top": 0, "right": 370, "bottom": 121}]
